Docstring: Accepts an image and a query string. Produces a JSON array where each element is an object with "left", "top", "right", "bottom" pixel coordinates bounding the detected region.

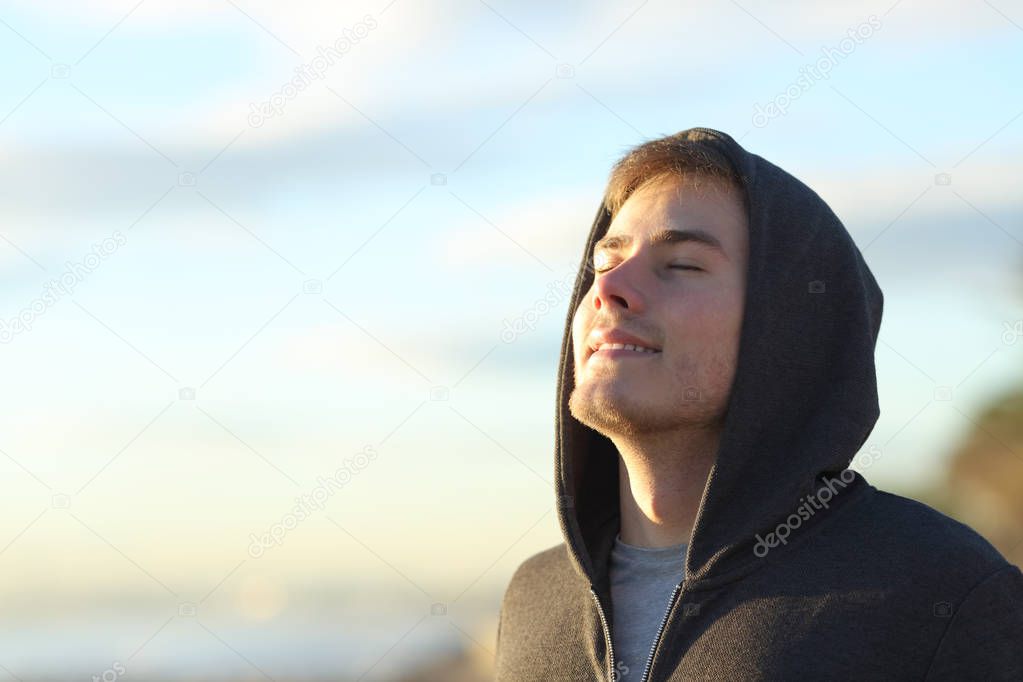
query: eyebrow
[{"left": 592, "top": 228, "right": 726, "bottom": 256}]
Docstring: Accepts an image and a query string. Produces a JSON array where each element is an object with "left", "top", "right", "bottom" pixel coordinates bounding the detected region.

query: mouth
[
  {"left": 585, "top": 328, "right": 662, "bottom": 364},
  {"left": 587, "top": 343, "right": 662, "bottom": 362}
]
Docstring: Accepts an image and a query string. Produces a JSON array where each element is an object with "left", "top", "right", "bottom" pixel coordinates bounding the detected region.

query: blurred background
[{"left": 0, "top": 0, "right": 1020, "bottom": 679}]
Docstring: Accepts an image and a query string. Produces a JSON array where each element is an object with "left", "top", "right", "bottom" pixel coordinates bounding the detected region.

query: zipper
[
  {"left": 589, "top": 587, "right": 616, "bottom": 681},
  {"left": 638, "top": 581, "right": 683, "bottom": 682}
]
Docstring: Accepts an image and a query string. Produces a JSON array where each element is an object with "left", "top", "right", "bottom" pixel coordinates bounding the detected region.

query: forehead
[{"left": 598, "top": 177, "right": 748, "bottom": 258}]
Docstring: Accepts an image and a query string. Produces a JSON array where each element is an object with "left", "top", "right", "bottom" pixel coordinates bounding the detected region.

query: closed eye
[{"left": 592, "top": 262, "right": 703, "bottom": 274}]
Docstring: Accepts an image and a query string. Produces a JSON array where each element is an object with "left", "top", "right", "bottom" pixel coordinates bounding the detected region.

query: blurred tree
[
  {"left": 920, "top": 256, "right": 1023, "bottom": 567},
  {"left": 930, "top": 388, "right": 1023, "bottom": 567}
]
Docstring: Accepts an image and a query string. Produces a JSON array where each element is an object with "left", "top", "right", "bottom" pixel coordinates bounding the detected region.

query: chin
[{"left": 568, "top": 383, "right": 666, "bottom": 437}]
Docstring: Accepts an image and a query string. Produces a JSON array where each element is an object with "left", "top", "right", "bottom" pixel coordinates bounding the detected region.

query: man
[{"left": 494, "top": 127, "right": 1023, "bottom": 681}]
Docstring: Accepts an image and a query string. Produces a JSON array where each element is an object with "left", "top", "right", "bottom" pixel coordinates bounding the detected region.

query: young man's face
[{"left": 568, "top": 175, "right": 749, "bottom": 436}]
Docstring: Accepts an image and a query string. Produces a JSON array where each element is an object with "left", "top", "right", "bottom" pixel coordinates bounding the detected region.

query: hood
[{"left": 554, "top": 127, "right": 883, "bottom": 591}]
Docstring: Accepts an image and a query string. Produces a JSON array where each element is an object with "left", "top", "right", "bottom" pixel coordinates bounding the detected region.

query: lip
[{"left": 586, "top": 328, "right": 662, "bottom": 362}]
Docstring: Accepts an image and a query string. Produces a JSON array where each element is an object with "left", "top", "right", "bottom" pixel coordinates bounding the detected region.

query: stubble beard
[
  {"left": 567, "top": 374, "right": 676, "bottom": 438},
  {"left": 567, "top": 360, "right": 727, "bottom": 439}
]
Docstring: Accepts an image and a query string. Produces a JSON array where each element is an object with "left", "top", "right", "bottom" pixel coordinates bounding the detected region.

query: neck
[{"left": 614, "top": 426, "right": 719, "bottom": 548}]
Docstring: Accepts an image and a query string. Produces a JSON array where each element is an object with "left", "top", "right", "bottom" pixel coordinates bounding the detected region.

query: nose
[{"left": 590, "top": 255, "right": 646, "bottom": 313}]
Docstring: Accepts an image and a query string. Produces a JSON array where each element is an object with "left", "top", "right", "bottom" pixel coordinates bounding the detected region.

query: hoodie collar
[{"left": 555, "top": 127, "right": 883, "bottom": 591}]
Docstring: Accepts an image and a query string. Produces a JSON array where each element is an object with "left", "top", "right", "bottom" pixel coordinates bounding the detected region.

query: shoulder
[
  {"left": 924, "top": 562, "right": 1023, "bottom": 680},
  {"left": 863, "top": 488, "right": 1010, "bottom": 574},
  {"left": 498, "top": 541, "right": 592, "bottom": 629},
  {"left": 807, "top": 485, "right": 1015, "bottom": 597},
  {"left": 503, "top": 542, "right": 580, "bottom": 601},
  {"left": 495, "top": 543, "right": 601, "bottom": 679},
  {"left": 516, "top": 542, "right": 573, "bottom": 575}
]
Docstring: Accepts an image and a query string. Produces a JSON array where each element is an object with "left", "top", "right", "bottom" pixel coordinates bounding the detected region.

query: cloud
[{"left": 436, "top": 188, "right": 595, "bottom": 273}]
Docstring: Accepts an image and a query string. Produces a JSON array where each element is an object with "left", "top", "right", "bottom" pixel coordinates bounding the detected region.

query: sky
[{"left": 1, "top": 0, "right": 1021, "bottom": 678}]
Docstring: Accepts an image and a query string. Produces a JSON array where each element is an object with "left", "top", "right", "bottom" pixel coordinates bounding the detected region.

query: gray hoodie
[{"left": 494, "top": 127, "right": 1023, "bottom": 681}]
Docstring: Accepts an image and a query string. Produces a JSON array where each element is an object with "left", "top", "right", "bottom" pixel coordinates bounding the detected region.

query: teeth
[{"left": 597, "top": 343, "right": 658, "bottom": 353}]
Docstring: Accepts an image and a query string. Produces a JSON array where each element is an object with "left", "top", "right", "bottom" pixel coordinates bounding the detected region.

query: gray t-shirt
[{"left": 608, "top": 531, "right": 687, "bottom": 681}]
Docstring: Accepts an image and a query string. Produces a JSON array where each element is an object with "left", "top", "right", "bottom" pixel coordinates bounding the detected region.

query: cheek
[
  {"left": 571, "top": 304, "right": 591, "bottom": 363},
  {"left": 662, "top": 292, "right": 744, "bottom": 402},
  {"left": 696, "top": 292, "right": 745, "bottom": 379},
  {"left": 667, "top": 290, "right": 744, "bottom": 351}
]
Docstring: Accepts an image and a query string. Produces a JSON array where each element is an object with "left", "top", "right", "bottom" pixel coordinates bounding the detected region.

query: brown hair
[{"left": 603, "top": 134, "right": 746, "bottom": 221}]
